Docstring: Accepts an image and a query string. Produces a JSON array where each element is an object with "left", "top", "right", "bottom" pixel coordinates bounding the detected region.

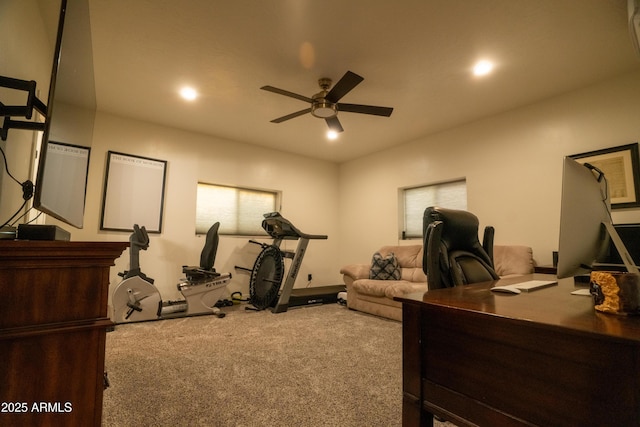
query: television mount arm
[{"left": 0, "top": 75, "right": 48, "bottom": 141}]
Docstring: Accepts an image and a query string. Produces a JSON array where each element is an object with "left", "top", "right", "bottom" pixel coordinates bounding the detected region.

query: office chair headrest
[{"left": 423, "top": 207, "right": 482, "bottom": 252}]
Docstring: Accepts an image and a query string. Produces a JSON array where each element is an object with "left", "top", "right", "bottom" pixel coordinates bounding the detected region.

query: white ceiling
[{"left": 87, "top": 0, "right": 640, "bottom": 163}]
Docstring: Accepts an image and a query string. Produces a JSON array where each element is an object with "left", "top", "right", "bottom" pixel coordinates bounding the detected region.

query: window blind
[
  {"left": 196, "top": 183, "right": 278, "bottom": 235},
  {"left": 403, "top": 179, "right": 467, "bottom": 238}
]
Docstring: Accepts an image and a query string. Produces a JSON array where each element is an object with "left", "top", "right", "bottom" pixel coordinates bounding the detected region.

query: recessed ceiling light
[
  {"left": 180, "top": 86, "right": 198, "bottom": 101},
  {"left": 327, "top": 130, "right": 338, "bottom": 140},
  {"left": 472, "top": 60, "right": 494, "bottom": 77}
]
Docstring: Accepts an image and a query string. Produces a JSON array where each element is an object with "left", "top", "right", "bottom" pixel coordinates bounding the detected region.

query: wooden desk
[
  {"left": 396, "top": 274, "right": 640, "bottom": 427},
  {"left": 0, "top": 240, "right": 128, "bottom": 427}
]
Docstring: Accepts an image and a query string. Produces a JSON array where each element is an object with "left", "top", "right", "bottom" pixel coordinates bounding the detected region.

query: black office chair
[
  {"left": 183, "top": 222, "right": 221, "bottom": 281},
  {"left": 423, "top": 207, "right": 499, "bottom": 290}
]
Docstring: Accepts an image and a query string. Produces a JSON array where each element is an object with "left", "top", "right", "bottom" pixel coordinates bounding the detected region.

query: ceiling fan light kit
[
  {"left": 261, "top": 70, "right": 393, "bottom": 133},
  {"left": 311, "top": 102, "right": 337, "bottom": 120},
  {"left": 311, "top": 102, "right": 337, "bottom": 119}
]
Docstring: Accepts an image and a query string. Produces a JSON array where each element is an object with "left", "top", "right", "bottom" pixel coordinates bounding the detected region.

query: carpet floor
[{"left": 103, "top": 303, "right": 408, "bottom": 426}]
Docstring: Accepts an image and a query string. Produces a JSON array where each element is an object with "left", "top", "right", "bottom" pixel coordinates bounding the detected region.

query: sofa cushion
[
  {"left": 378, "top": 245, "right": 423, "bottom": 268},
  {"left": 352, "top": 278, "right": 424, "bottom": 298},
  {"left": 382, "top": 281, "right": 428, "bottom": 298},
  {"left": 370, "top": 252, "right": 401, "bottom": 280},
  {"left": 353, "top": 279, "right": 391, "bottom": 297},
  {"left": 494, "top": 245, "right": 534, "bottom": 276},
  {"left": 400, "top": 267, "right": 427, "bottom": 283}
]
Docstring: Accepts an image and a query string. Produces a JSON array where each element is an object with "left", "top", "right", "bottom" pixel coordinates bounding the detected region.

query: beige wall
[
  {"left": 338, "top": 70, "right": 640, "bottom": 267},
  {"left": 50, "top": 112, "right": 341, "bottom": 301},
  {"left": 4, "top": 2, "right": 640, "bottom": 302},
  {"left": 0, "top": 0, "right": 57, "bottom": 221}
]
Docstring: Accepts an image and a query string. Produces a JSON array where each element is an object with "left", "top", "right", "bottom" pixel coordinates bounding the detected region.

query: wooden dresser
[{"left": 0, "top": 240, "right": 127, "bottom": 427}]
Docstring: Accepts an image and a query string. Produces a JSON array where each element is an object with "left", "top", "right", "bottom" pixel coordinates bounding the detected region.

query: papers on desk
[
  {"left": 491, "top": 280, "right": 557, "bottom": 294},
  {"left": 511, "top": 280, "right": 557, "bottom": 291},
  {"left": 571, "top": 288, "right": 591, "bottom": 296}
]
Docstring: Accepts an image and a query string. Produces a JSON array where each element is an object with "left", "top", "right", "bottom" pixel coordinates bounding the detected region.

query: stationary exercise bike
[{"left": 112, "top": 223, "right": 232, "bottom": 323}]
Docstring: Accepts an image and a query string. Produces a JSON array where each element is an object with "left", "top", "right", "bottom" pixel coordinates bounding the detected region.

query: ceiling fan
[{"left": 260, "top": 71, "right": 393, "bottom": 133}]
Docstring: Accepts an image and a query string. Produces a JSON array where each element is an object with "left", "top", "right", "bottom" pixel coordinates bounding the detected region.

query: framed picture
[
  {"left": 101, "top": 151, "right": 167, "bottom": 232},
  {"left": 570, "top": 143, "right": 640, "bottom": 209}
]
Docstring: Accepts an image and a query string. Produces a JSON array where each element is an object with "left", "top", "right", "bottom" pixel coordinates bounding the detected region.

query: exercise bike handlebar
[
  {"left": 125, "top": 224, "right": 154, "bottom": 283},
  {"left": 131, "top": 224, "right": 150, "bottom": 249},
  {"left": 261, "top": 212, "right": 328, "bottom": 240}
]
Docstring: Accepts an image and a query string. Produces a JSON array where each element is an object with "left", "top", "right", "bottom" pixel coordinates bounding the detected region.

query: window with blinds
[
  {"left": 402, "top": 179, "right": 467, "bottom": 239},
  {"left": 195, "top": 183, "right": 280, "bottom": 235}
]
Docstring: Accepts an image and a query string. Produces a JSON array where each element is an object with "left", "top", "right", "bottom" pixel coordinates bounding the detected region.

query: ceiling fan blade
[
  {"left": 270, "top": 108, "right": 312, "bottom": 123},
  {"left": 325, "top": 71, "right": 364, "bottom": 103},
  {"left": 337, "top": 103, "right": 393, "bottom": 117},
  {"left": 325, "top": 116, "right": 343, "bottom": 132},
  {"left": 261, "top": 86, "right": 313, "bottom": 103}
]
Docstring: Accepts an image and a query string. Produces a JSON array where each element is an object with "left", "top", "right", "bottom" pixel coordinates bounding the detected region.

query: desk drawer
[{"left": 421, "top": 305, "right": 640, "bottom": 427}]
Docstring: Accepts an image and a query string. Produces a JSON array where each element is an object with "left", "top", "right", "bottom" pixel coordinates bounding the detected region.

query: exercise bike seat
[
  {"left": 182, "top": 267, "right": 220, "bottom": 282},
  {"left": 182, "top": 222, "right": 221, "bottom": 281}
]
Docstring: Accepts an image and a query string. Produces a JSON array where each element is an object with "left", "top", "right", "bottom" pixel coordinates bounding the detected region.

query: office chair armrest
[{"left": 483, "top": 226, "right": 495, "bottom": 266}]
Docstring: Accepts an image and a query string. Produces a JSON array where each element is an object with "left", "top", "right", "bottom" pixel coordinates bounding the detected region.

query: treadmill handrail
[{"left": 262, "top": 212, "right": 328, "bottom": 240}]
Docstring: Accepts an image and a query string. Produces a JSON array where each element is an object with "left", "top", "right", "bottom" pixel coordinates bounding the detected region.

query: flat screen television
[
  {"left": 603, "top": 223, "right": 640, "bottom": 265},
  {"left": 33, "top": 0, "right": 96, "bottom": 229},
  {"left": 557, "top": 157, "right": 639, "bottom": 278}
]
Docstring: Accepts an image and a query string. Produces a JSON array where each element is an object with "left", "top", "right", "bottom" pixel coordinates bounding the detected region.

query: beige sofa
[{"left": 340, "top": 244, "right": 534, "bottom": 321}]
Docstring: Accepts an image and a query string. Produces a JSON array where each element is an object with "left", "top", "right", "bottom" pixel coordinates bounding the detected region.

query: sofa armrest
[{"left": 340, "top": 263, "right": 370, "bottom": 281}]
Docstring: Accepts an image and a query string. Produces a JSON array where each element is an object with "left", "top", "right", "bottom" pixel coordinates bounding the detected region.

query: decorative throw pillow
[{"left": 370, "top": 252, "right": 401, "bottom": 280}]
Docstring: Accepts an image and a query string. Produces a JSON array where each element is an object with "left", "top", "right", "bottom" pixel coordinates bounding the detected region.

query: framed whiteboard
[{"left": 101, "top": 151, "right": 167, "bottom": 232}]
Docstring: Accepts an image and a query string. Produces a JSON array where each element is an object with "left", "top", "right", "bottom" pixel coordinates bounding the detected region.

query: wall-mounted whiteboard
[{"left": 101, "top": 151, "right": 167, "bottom": 232}]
